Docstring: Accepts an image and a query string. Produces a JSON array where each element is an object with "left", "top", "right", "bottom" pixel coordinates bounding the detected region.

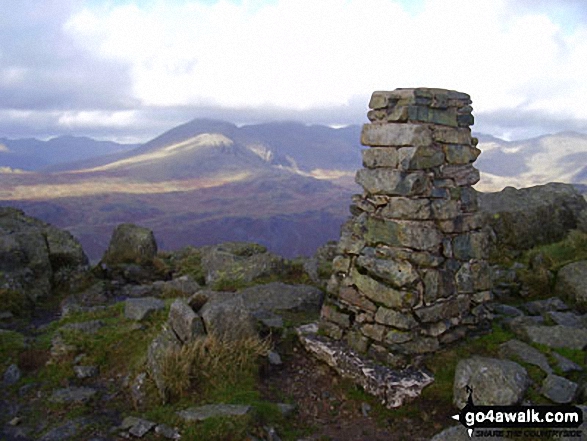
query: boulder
[
  {"left": 101, "top": 223, "right": 157, "bottom": 266},
  {"left": 0, "top": 207, "right": 88, "bottom": 303},
  {"left": 199, "top": 295, "right": 257, "bottom": 341},
  {"left": 200, "top": 242, "right": 283, "bottom": 285},
  {"left": 556, "top": 261, "right": 587, "bottom": 312},
  {"left": 453, "top": 356, "right": 529, "bottom": 408},
  {"left": 478, "top": 183, "right": 587, "bottom": 252}
]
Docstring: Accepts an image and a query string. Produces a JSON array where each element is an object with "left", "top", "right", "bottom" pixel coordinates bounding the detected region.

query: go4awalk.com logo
[{"left": 453, "top": 387, "right": 584, "bottom": 438}]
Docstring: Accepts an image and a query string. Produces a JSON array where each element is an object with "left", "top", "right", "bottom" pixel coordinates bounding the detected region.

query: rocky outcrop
[
  {"left": 478, "top": 183, "right": 587, "bottom": 253},
  {"left": 0, "top": 207, "right": 88, "bottom": 303},
  {"left": 200, "top": 242, "right": 284, "bottom": 286}
]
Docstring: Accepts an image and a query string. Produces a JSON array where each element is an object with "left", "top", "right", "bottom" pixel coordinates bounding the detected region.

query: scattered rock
[
  {"left": 556, "top": 260, "right": 587, "bottom": 312},
  {"left": 453, "top": 356, "right": 529, "bottom": 408},
  {"left": 38, "top": 418, "right": 89, "bottom": 441},
  {"left": 154, "top": 424, "right": 181, "bottom": 440},
  {"left": 49, "top": 386, "right": 97, "bottom": 404},
  {"left": 73, "top": 365, "right": 99, "bottom": 379},
  {"left": 124, "top": 297, "right": 165, "bottom": 321},
  {"left": 498, "top": 339, "right": 552, "bottom": 374},
  {"left": 3, "top": 363, "right": 21, "bottom": 386},
  {"left": 177, "top": 404, "right": 252, "bottom": 422},
  {"left": 521, "top": 297, "right": 569, "bottom": 315},
  {"left": 168, "top": 298, "right": 204, "bottom": 343},
  {"left": 128, "top": 417, "right": 156, "bottom": 438},
  {"left": 546, "top": 311, "right": 585, "bottom": 328},
  {"left": 541, "top": 374, "right": 578, "bottom": 404}
]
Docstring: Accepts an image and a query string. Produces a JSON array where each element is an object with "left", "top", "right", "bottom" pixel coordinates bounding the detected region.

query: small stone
[
  {"left": 8, "top": 417, "right": 21, "bottom": 426},
  {"left": 154, "top": 424, "right": 181, "bottom": 440},
  {"left": 3, "top": 363, "right": 21, "bottom": 386},
  {"left": 268, "top": 351, "right": 283, "bottom": 366},
  {"left": 361, "top": 402, "right": 372, "bottom": 416},
  {"left": 277, "top": 403, "right": 296, "bottom": 416},
  {"left": 128, "top": 418, "right": 156, "bottom": 438},
  {"left": 73, "top": 365, "right": 99, "bottom": 379}
]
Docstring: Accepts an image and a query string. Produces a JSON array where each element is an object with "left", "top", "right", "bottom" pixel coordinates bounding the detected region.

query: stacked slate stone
[{"left": 321, "top": 88, "right": 491, "bottom": 368}]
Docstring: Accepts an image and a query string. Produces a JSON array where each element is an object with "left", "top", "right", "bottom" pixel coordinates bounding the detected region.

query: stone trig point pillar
[{"left": 299, "top": 88, "right": 491, "bottom": 407}]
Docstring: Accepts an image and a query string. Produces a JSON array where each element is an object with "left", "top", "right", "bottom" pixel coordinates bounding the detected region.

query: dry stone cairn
[{"left": 321, "top": 88, "right": 491, "bottom": 367}]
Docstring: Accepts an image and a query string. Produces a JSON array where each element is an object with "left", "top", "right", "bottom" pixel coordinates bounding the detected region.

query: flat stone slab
[
  {"left": 296, "top": 323, "right": 434, "bottom": 408},
  {"left": 177, "top": 404, "right": 251, "bottom": 422},
  {"left": 516, "top": 324, "right": 587, "bottom": 349},
  {"left": 499, "top": 339, "right": 552, "bottom": 374},
  {"left": 49, "top": 387, "right": 97, "bottom": 404},
  {"left": 125, "top": 297, "right": 165, "bottom": 321}
]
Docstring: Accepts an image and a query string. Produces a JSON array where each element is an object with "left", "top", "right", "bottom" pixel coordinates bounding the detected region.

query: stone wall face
[{"left": 320, "top": 88, "right": 491, "bottom": 367}]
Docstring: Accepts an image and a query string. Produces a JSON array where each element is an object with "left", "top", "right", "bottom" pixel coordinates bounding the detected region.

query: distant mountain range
[
  {"left": 1, "top": 119, "right": 585, "bottom": 260},
  {"left": 0, "top": 136, "right": 139, "bottom": 171}
]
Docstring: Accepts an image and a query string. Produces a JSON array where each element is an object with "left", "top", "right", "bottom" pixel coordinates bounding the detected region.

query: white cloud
[
  {"left": 64, "top": 0, "right": 587, "bottom": 126},
  {"left": 1, "top": 0, "right": 586, "bottom": 140}
]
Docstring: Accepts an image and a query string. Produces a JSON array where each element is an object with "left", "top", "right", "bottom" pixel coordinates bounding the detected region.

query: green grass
[{"left": 0, "top": 329, "right": 26, "bottom": 372}]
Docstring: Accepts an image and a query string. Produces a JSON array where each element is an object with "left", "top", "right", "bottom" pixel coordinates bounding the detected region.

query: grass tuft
[{"left": 160, "top": 334, "right": 271, "bottom": 402}]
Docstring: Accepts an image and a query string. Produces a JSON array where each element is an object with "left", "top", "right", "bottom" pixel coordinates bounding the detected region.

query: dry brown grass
[{"left": 160, "top": 334, "right": 271, "bottom": 401}]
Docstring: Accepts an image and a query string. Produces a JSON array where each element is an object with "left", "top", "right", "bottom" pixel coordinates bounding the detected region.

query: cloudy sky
[{"left": 1, "top": 0, "right": 586, "bottom": 143}]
